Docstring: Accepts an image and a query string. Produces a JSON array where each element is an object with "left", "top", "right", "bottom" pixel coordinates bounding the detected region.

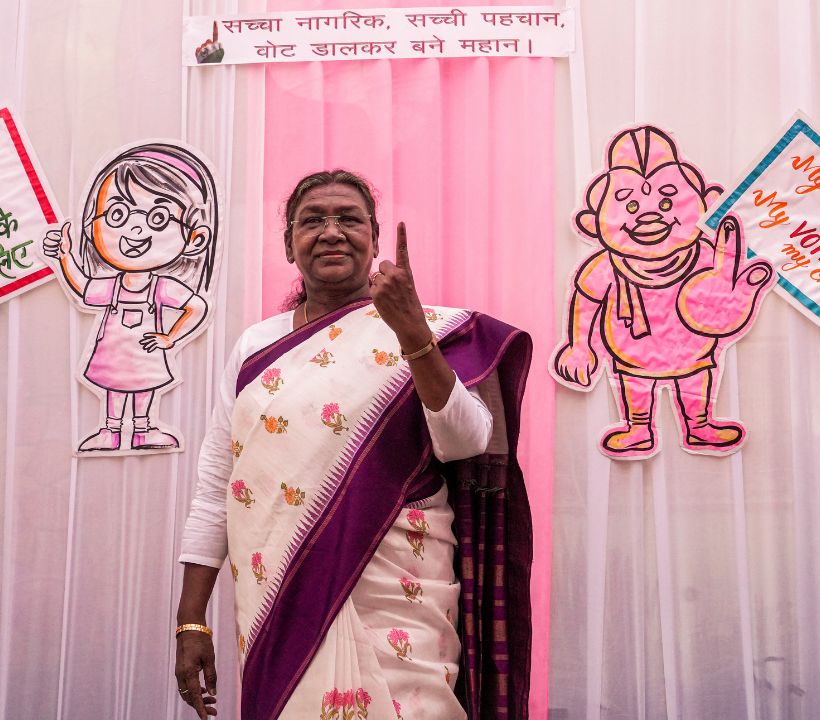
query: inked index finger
[
  {"left": 395, "top": 221, "right": 411, "bottom": 271},
  {"left": 713, "top": 216, "right": 741, "bottom": 280}
]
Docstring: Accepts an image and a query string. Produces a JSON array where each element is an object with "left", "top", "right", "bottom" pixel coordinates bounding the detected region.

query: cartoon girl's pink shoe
[
  {"left": 78, "top": 428, "right": 121, "bottom": 452},
  {"left": 132, "top": 427, "right": 179, "bottom": 450},
  {"left": 602, "top": 423, "right": 655, "bottom": 457}
]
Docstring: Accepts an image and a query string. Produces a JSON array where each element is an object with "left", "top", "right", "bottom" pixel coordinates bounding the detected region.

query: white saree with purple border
[{"left": 229, "top": 298, "right": 532, "bottom": 720}]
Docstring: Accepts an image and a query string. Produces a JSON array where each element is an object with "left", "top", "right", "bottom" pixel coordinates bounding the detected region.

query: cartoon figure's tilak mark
[
  {"left": 551, "top": 126, "right": 775, "bottom": 458},
  {"left": 43, "top": 143, "right": 220, "bottom": 453}
]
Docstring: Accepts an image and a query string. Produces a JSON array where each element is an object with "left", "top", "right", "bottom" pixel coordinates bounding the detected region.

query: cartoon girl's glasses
[{"left": 89, "top": 202, "right": 191, "bottom": 232}]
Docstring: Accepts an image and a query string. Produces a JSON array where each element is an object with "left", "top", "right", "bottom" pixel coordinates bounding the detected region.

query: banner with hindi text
[
  {"left": 0, "top": 106, "right": 58, "bottom": 302},
  {"left": 182, "top": 6, "right": 574, "bottom": 66}
]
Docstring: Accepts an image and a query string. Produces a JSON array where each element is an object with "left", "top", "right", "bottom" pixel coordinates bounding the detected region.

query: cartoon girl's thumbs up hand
[
  {"left": 677, "top": 215, "right": 775, "bottom": 337},
  {"left": 43, "top": 221, "right": 72, "bottom": 259}
]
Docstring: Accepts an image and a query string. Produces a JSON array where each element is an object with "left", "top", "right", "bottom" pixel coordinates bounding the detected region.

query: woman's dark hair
[{"left": 281, "top": 169, "right": 380, "bottom": 310}]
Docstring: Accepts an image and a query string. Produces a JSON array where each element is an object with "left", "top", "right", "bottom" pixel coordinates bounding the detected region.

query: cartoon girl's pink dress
[{"left": 84, "top": 274, "right": 193, "bottom": 392}]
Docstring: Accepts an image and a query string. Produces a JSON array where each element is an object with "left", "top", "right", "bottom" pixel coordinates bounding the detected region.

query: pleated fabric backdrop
[
  {"left": 0, "top": 0, "right": 554, "bottom": 718},
  {"left": 548, "top": 1, "right": 820, "bottom": 719}
]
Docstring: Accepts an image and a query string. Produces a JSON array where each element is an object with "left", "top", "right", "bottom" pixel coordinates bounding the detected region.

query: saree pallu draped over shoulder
[{"left": 229, "top": 298, "right": 533, "bottom": 720}]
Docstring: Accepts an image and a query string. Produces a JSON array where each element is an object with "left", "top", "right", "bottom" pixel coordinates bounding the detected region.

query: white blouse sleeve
[
  {"left": 422, "top": 373, "right": 493, "bottom": 463},
  {"left": 177, "top": 342, "right": 242, "bottom": 568}
]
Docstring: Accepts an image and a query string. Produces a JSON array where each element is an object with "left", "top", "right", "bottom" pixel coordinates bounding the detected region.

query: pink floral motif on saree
[
  {"left": 251, "top": 552, "right": 266, "bottom": 584},
  {"left": 231, "top": 479, "right": 255, "bottom": 508},
  {"left": 387, "top": 628, "right": 412, "bottom": 661},
  {"left": 320, "top": 686, "right": 371, "bottom": 719},
  {"left": 321, "top": 403, "right": 349, "bottom": 435},
  {"left": 310, "top": 348, "right": 335, "bottom": 367},
  {"left": 398, "top": 576, "right": 423, "bottom": 603},
  {"left": 392, "top": 699, "right": 403, "bottom": 719},
  {"left": 261, "top": 367, "right": 284, "bottom": 394},
  {"left": 405, "top": 509, "right": 429, "bottom": 559}
]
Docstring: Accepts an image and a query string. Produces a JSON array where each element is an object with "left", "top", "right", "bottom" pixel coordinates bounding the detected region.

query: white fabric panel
[
  {"left": 549, "top": 1, "right": 820, "bottom": 720},
  {"left": 1, "top": 0, "right": 818, "bottom": 718}
]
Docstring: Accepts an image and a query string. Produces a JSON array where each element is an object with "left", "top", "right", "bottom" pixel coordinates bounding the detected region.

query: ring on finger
[{"left": 178, "top": 688, "right": 191, "bottom": 695}]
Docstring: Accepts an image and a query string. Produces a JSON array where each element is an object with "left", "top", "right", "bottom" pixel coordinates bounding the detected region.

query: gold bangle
[
  {"left": 401, "top": 333, "right": 438, "bottom": 361},
  {"left": 175, "top": 623, "right": 213, "bottom": 638}
]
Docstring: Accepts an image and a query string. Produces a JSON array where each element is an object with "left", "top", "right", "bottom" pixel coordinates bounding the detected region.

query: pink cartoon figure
[
  {"left": 551, "top": 126, "right": 775, "bottom": 458},
  {"left": 42, "top": 143, "right": 219, "bottom": 453}
]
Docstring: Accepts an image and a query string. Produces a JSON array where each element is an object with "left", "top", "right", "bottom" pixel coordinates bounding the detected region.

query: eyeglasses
[
  {"left": 90, "top": 202, "right": 190, "bottom": 232},
  {"left": 290, "top": 213, "right": 371, "bottom": 235}
]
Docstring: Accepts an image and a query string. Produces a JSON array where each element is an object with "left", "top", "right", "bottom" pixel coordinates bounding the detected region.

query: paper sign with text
[
  {"left": 0, "top": 106, "right": 58, "bottom": 302},
  {"left": 701, "top": 113, "right": 820, "bottom": 325},
  {"left": 183, "top": 6, "right": 573, "bottom": 66}
]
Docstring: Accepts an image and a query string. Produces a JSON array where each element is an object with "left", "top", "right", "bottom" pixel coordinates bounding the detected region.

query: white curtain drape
[
  {"left": 548, "top": 1, "right": 820, "bottom": 719},
  {"left": 1, "top": 0, "right": 819, "bottom": 719}
]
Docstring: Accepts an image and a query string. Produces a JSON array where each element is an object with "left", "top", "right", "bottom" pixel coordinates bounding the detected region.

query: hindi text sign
[
  {"left": 182, "top": 6, "right": 574, "bottom": 66},
  {"left": 0, "top": 107, "right": 58, "bottom": 302}
]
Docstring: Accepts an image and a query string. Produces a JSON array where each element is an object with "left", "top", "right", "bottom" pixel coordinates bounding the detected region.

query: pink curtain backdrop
[{"left": 258, "top": 3, "right": 555, "bottom": 712}]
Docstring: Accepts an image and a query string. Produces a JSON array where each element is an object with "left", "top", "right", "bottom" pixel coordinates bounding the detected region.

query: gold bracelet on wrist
[
  {"left": 175, "top": 623, "right": 213, "bottom": 638},
  {"left": 401, "top": 333, "right": 438, "bottom": 361}
]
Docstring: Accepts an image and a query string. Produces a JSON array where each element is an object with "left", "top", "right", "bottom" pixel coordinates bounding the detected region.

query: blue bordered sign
[{"left": 700, "top": 112, "right": 820, "bottom": 324}]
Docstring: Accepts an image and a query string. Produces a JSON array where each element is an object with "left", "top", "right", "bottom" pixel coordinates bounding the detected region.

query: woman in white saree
[{"left": 174, "top": 170, "right": 533, "bottom": 720}]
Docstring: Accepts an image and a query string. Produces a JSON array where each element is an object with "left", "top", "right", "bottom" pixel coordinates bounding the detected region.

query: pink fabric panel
[{"left": 261, "top": 4, "right": 554, "bottom": 712}]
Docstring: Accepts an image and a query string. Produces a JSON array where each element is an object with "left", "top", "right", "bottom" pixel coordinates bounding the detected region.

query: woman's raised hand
[
  {"left": 370, "top": 222, "right": 430, "bottom": 352},
  {"left": 42, "top": 220, "right": 72, "bottom": 259}
]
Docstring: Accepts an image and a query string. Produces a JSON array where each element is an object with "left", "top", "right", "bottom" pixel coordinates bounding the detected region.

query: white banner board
[
  {"left": 183, "top": 6, "right": 574, "bottom": 66},
  {"left": 700, "top": 112, "right": 820, "bottom": 325},
  {"left": 0, "top": 106, "right": 58, "bottom": 302}
]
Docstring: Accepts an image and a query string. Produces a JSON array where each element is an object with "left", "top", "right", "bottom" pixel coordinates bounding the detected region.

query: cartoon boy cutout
[
  {"left": 551, "top": 126, "right": 775, "bottom": 458},
  {"left": 43, "top": 143, "right": 219, "bottom": 453}
]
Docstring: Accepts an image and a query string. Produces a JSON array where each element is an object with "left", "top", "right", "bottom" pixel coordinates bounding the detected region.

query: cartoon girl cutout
[
  {"left": 551, "top": 126, "right": 775, "bottom": 459},
  {"left": 43, "top": 143, "right": 219, "bottom": 452}
]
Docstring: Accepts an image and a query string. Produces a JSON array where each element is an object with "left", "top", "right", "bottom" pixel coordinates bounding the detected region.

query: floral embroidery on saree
[
  {"left": 372, "top": 348, "right": 400, "bottom": 366},
  {"left": 261, "top": 367, "right": 284, "bottom": 394},
  {"left": 310, "top": 348, "right": 335, "bottom": 367},
  {"left": 231, "top": 440, "right": 243, "bottom": 457},
  {"left": 387, "top": 628, "right": 412, "bottom": 661},
  {"left": 328, "top": 324, "right": 343, "bottom": 341},
  {"left": 320, "top": 687, "right": 372, "bottom": 720},
  {"left": 399, "top": 577, "right": 423, "bottom": 603},
  {"left": 405, "top": 509, "right": 429, "bottom": 559},
  {"left": 260, "top": 414, "right": 288, "bottom": 434},
  {"left": 321, "top": 403, "right": 349, "bottom": 434},
  {"left": 231, "top": 479, "right": 255, "bottom": 508},
  {"left": 423, "top": 306, "right": 441, "bottom": 322},
  {"left": 251, "top": 552, "right": 267, "bottom": 584},
  {"left": 280, "top": 482, "right": 306, "bottom": 506}
]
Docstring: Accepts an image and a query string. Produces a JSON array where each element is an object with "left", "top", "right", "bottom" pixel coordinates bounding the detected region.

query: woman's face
[
  {"left": 92, "top": 172, "right": 190, "bottom": 272},
  {"left": 287, "top": 183, "right": 378, "bottom": 295}
]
